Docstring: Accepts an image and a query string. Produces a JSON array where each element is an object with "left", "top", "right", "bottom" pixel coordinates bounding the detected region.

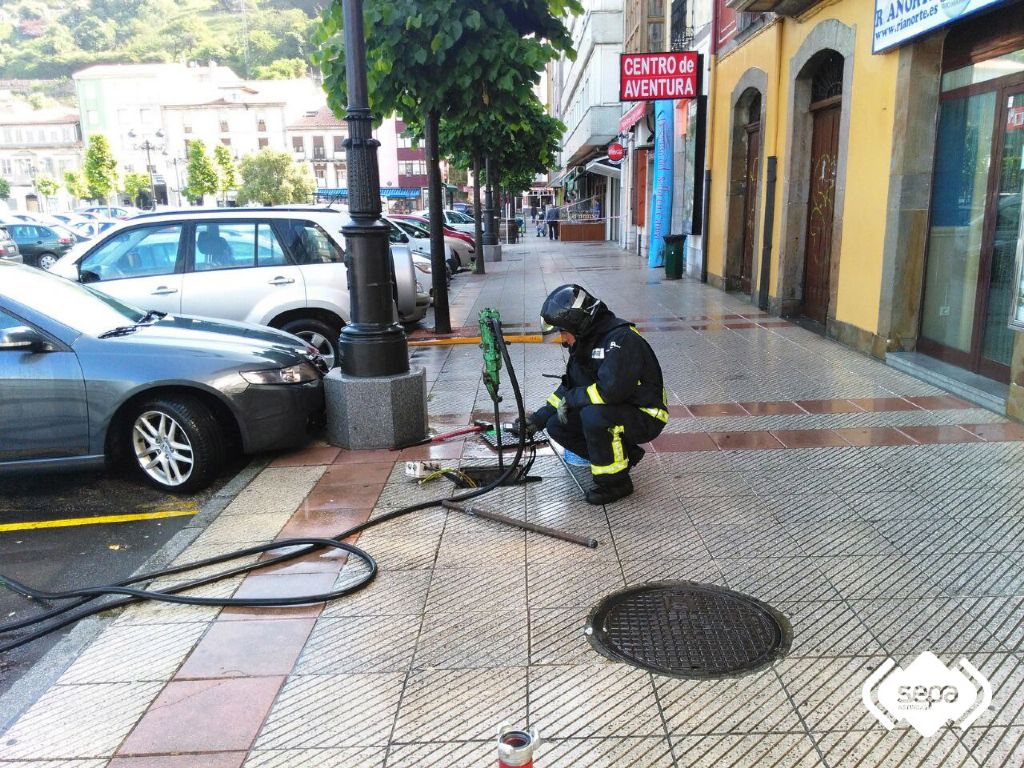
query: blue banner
[{"left": 647, "top": 99, "right": 674, "bottom": 268}]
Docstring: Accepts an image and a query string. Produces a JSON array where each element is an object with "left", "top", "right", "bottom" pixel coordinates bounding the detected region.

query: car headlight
[
  {"left": 413, "top": 261, "right": 432, "bottom": 274},
  {"left": 241, "top": 362, "right": 319, "bottom": 384}
]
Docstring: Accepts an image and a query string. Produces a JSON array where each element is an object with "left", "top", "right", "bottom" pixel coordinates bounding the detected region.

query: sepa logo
[{"left": 863, "top": 652, "right": 992, "bottom": 737}]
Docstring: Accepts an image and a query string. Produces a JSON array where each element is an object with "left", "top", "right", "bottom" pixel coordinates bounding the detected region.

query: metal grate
[{"left": 586, "top": 581, "right": 791, "bottom": 678}]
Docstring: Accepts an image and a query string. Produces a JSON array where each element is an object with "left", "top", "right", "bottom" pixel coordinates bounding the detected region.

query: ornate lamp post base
[{"left": 324, "top": 368, "right": 428, "bottom": 449}]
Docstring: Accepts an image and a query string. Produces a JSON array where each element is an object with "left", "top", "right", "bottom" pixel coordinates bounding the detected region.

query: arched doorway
[
  {"left": 725, "top": 76, "right": 766, "bottom": 297},
  {"left": 25, "top": 193, "right": 39, "bottom": 213},
  {"left": 802, "top": 51, "right": 844, "bottom": 325}
]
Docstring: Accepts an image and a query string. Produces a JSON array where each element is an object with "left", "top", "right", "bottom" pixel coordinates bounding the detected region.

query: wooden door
[
  {"left": 802, "top": 103, "right": 840, "bottom": 325},
  {"left": 740, "top": 123, "right": 760, "bottom": 295}
]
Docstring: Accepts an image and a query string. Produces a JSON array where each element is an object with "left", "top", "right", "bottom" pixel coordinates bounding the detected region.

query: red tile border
[
  {"left": 333, "top": 448, "right": 402, "bottom": 464},
  {"left": 847, "top": 397, "right": 923, "bottom": 412},
  {"left": 668, "top": 405, "right": 693, "bottom": 418},
  {"left": 959, "top": 422, "right": 1024, "bottom": 441},
  {"left": 118, "top": 677, "right": 285, "bottom": 755},
  {"left": 109, "top": 755, "right": 247, "bottom": 768},
  {"left": 276, "top": 508, "right": 371, "bottom": 541},
  {"left": 650, "top": 432, "right": 719, "bottom": 452},
  {"left": 320, "top": 462, "right": 395, "bottom": 485},
  {"left": 895, "top": 425, "right": 983, "bottom": 444},
  {"left": 176, "top": 618, "right": 316, "bottom": 680},
  {"left": 689, "top": 402, "right": 750, "bottom": 417},
  {"left": 399, "top": 441, "right": 466, "bottom": 459},
  {"left": 707, "top": 431, "right": 785, "bottom": 450},
  {"left": 737, "top": 400, "right": 806, "bottom": 416},
  {"left": 770, "top": 429, "right": 850, "bottom": 448},
  {"left": 833, "top": 427, "right": 920, "bottom": 447},
  {"left": 269, "top": 444, "right": 340, "bottom": 467}
]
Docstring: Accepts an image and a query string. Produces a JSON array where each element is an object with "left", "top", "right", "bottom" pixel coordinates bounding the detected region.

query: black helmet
[{"left": 540, "top": 284, "right": 604, "bottom": 336}]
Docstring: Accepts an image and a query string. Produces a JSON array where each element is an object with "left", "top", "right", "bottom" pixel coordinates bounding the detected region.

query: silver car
[{"left": 0, "top": 262, "right": 326, "bottom": 492}]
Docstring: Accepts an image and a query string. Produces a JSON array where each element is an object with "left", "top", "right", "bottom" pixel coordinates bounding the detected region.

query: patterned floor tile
[
  {"left": 657, "top": 671, "right": 804, "bottom": 735},
  {"left": 293, "top": 615, "right": 421, "bottom": 673},
  {"left": 538, "top": 737, "right": 677, "bottom": 767},
  {"left": 718, "top": 557, "right": 841, "bottom": 603},
  {"left": 253, "top": 673, "right": 405, "bottom": 749},
  {"left": 850, "top": 597, "right": 1005, "bottom": 655},
  {"left": 56, "top": 622, "right": 206, "bottom": 684},
  {"left": 670, "top": 733, "right": 825, "bottom": 767},
  {"left": 425, "top": 565, "right": 527, "bottom": 611},
  {"left": 528, "top": 664, "right": 663, "bottom": 738},
  {"left": 243, "top": 748, "right": 387, "bottom": 768},
  {"left": 819, "top": 555, "right": 944, "bottom": 600},
  {"left": 811, "top": 729, "right": 977, "bottom": 767},
  {"left": 777, "top": 600, "right": 884, "bottom": 658},
  {"left": 776, "top": 655, "right": 893, "bottom": 732},
  {"left": 392, "top": 667, "right": 527, "bottom": 741},
  {"left": 322, "top": 568, "right": 431, "bottom": 617},
  {"left": 529, "top": 606, "right": 607, "bottom": 666},
  {"left": 414, "top": 610, "right": 528, "bottom": 669},
  {"left": 527, "top": 560, "right": 626, "bottom": 608}
]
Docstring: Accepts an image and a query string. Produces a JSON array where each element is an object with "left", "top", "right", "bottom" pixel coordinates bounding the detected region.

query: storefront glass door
[{"left": 920, "top": 54, "right": 1024, "bottom": 382}]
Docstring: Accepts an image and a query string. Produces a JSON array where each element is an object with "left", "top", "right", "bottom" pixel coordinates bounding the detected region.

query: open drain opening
[{"left": 586, "top": 581, "right": 791, "bottom": 679}]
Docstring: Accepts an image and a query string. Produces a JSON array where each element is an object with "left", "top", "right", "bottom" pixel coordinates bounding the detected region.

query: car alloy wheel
[
  {"left": 36, "top": 253, "right": 57, "bottom": 270},
  {"left": 281, "top": 318, "right": 340, "bottom": 369},
  {"left": 132, "top": 409, "right": 195, "bottom": 488}
]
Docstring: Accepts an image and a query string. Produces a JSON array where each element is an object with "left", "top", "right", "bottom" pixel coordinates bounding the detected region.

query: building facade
[
  {"left": 705, "top": 0, "right": 1024, "bottom": 417},
  {"left": 0, "top": 106, "right": 83, "bottom": 212}
]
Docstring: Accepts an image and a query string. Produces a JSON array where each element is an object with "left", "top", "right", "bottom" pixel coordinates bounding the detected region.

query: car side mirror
[
  {"left": 0, "top": 325, "right": 53, "bottom": 352},
  {"left": 78, "top": 265, "right": 100, "bottom": 283}
]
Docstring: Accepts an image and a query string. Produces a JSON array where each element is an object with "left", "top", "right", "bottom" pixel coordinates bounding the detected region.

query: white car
[
  {"left": 412, "top": 208, "right": 477, "bottom": 235},
  {"left": 389, "top": 216, "right": 471, "bottom": 271},
  {"left": 51, "top": 208, "right": 425, "bottom": 368},
  {"left": 386, "top": 217, "right": 460, "bottom": 273}
]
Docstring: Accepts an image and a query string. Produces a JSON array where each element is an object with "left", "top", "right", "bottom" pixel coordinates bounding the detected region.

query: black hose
[{"left": 0, "top": 316, "right": 528, "bottom": 654}]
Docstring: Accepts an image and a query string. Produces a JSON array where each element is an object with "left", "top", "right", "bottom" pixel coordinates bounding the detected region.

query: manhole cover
[{"left": 586, "top": 581, "right": 791, "bottom": 678}]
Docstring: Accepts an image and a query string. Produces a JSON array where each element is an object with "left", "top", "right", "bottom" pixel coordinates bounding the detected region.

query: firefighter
[{"left": 513, "top": 284, "right": 668, "bottom": 505}]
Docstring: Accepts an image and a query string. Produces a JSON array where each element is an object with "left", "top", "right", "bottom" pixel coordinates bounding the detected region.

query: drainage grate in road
[{"left": 585, "top": 581, "right": 791, "bottom": 679}]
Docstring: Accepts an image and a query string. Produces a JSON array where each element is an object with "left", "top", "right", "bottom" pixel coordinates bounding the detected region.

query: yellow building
[{"left": 705, "top": 0, "right": 1024, "bottom": 417}]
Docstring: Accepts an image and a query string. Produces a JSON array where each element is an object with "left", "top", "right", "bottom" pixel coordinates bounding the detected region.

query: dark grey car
[{"left": 0, "top": 262, "right": 326, "bottom": 492}]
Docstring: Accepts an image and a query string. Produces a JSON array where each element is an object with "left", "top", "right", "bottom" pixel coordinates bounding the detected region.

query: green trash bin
[{"left": 663, "top": 234, "right": 685, "bottom": 280}]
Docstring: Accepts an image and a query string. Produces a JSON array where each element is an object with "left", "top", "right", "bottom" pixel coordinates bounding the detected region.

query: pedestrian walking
[
  {"left": 545, "top": 204, "right": 560, "bottom": 240},
  {"left": 512, "top": 284, "right": 667, "bottom": 505},
  {"left": 530, "top": 203, "right": 538, "bottom": 223}
]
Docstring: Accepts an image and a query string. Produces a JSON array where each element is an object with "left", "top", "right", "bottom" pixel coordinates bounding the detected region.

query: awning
[
  {"left": 551, "top": 167, "right": 580, "bottom": 189},
  {"left": 585, "top": 157, "right": 621, "bottom": 180},
  {"left": 316, "top": 187, "right": 422, "bottom": 199}
]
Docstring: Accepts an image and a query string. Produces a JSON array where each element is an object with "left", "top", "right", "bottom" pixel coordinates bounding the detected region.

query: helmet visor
[{"left": 540, "top": 317, "right": 560, "bottom": 335}]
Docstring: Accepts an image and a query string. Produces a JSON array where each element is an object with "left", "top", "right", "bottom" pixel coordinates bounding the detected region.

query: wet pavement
[{"left": 1, "top": 238, "right": 1023, "bottom": 767}]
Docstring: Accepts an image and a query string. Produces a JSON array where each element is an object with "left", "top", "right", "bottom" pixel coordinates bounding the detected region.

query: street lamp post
[
  {"left": 129, "top": 129, "right": 165, "bottom": 209},
  {"left": 481, "top": 154, "right": 501, "bottom": 263},
  {"left": 322, "top": 0, "right": 427, "bottom": 450}
]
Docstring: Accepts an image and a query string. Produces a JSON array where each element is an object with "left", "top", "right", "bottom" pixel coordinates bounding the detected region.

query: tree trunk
[
  {"left": 472, "top": 153, "right": 484, "bottom": 275},
  {"left": 424, "top": 110, "right": 451, "bottom": 334}
]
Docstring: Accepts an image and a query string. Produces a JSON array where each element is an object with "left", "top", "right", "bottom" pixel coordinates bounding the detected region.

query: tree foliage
[
  {"left": 122, "top": 171, "right": 151, "bottom": 206},
  {"left": 83, "top": 133, "right": 118, "bottom": 202},
  {"left": 33, "top": 173, "right": 59, "bottom": 198},
  {"left": 63, "top": 169, "right": 87, "bottom": 200},
  {"left": 213, "top": 143, "right": 238, "bottom": 200},
  {"left": 236, "top": 149, "right": 314, "bottom": 206},
  {"left": 252, "top": 57, "right": 307, "bottom": 79},
  {"left": 183, "top": 140, "right": 218, "bottom": 203},
  {"left": 0, "top": 177, "right": 10, "bottom": 199}
]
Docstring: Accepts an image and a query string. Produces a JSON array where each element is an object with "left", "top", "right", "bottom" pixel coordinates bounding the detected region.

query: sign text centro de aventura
[{"left": 620, "top": 52, "right": 698, "bottom": 102}]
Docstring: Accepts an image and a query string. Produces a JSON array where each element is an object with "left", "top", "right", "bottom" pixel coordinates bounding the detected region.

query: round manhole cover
[{"left": 586, "top": 581, "right": 791, "bottom": 678}]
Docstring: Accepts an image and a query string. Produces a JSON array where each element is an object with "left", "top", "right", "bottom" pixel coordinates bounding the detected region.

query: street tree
[
  {"left": 183, "top": 140, "right": 218, "bottom": 205},
  {"left": 63, "top": 170, "right": 87, "bottom": 202},
  {"left": 0, "top": 177, "right": 10, "bottom": 200},
  {"left": 122, "top": 172, "right": 151, "bottom": 208},
  {"left": 33, "top": 174, "right": 60, "bottom": 210},
  {"left": 213, "top": 143, "right": 238, "bottom": 204},
  {"left": 313, "top": 0, "right": 580, "bottom": 333},
  {"left": 83, "top": 134, "right": 119, "bottom": 203},
  {"left": 236, "top": 149, "right": 315, "bottom": 206}
]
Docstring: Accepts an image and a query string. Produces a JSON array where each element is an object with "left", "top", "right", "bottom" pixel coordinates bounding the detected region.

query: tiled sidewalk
[{"left": 2, "top": 239, "right": 1024, "bottom": 767}]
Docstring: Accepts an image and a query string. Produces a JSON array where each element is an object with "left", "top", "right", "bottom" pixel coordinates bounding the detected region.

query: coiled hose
[{"left": 0, "top": 317, "right": 528, "bottom": 654}]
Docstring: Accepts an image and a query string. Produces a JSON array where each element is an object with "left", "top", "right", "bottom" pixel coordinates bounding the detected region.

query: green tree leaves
[
  {"left": 0, "top": 177, "right": 10, "bottom": 200},
  {"left": 236, "top": 148, "right": 314, "bottom": 206},
  {"left": 121, "top": 171, "right": 151, "bottom": 207},
  {"left": 83, "top": 133, "right": 118, "bottom": 203},
  {"left": 213, "top": 143, "right": 238, "bottom": 201},
  {"left": 183, "top": 140, "right": 218, "bottom": 204}
]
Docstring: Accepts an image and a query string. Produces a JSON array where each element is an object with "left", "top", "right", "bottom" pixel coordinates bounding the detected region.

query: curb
[{"left": 0, "top": 456, "right": 271, "bottom": 734}]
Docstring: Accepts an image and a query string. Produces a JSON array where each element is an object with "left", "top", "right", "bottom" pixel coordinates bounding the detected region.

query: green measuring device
[{"left": 479, "top": 308, "right": 502, "bottom": 406}]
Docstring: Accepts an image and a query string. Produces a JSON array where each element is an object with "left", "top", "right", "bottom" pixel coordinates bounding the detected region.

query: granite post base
[
  {"left": 483, "top": 244, "right": 502, "bottom": 263},
  {"left": 324, "top": 366, "right": 428, "bottom": 449}
]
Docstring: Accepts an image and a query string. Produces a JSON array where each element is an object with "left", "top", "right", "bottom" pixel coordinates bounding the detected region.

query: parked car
[
  {"left": 51, "top": 212, "right": 92, "bottom": 228},
  {"left": 412, "top": 208, "right": 477, "bottom": 235},
  {"left": 0, "top": 225, "right": 22, "bottom": 264},
  {"left": 72, "top": 218, "right": 121, "bottom": 240},
  {"left": 386, "top": 216, "right": 460, "bottom": 272},
  {"left": 0, "top": 262, "right": 326, "bottom": 492},
  {"left": 452, "top": 202, "right": 473, "bottom": 216},
  {"left": 51, "top": 207, "right": 424, "bottom": 368},
  {"left": 75, "top": 205, "right": 142, "bottom": 220},
  {"left": 392, "top": 213, "right": 476, "bottom": 259},
  {"left": 4, "top": 222, "right": 75, "bottom": 269}
]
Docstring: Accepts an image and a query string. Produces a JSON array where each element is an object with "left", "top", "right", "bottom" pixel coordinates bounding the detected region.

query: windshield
[
  {"left": 1, "top": 265, "right": 145, "bottom": 335},
  {"left": 402, "top": 220, "right": 431, "bottom": 238}
]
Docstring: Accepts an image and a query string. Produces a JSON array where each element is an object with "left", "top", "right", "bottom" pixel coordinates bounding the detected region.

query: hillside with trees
[{"left": 0, "top": 0, "right": 322, "bottom": 81}]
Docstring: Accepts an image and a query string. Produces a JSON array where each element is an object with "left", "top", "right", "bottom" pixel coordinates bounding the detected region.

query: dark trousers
[
  {"left": 543, "top": 404, "right": 664, "bottom": 484},
  {"left": 547, "top": 221, "right": 559, "bottom": 240}
]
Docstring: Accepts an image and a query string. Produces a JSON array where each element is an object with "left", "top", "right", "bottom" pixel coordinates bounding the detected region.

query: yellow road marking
[{"left": 0, "top": 508, "right": 198, "bottom": 532}]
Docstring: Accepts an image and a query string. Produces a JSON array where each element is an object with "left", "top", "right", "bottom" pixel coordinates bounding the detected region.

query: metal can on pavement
[{"left": 497, "top": 725, "right": 540, "bottom": 767}]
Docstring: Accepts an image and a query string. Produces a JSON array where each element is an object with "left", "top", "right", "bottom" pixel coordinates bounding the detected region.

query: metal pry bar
[{"left": 441, "top": 500, "right": 598, "bottom": 549}]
